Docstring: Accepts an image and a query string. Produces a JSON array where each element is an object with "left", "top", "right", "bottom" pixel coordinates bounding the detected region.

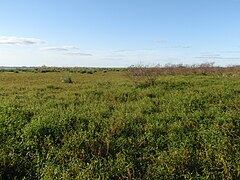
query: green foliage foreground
[{"left": 0, "top": 71, "right": 240, "bottom": 179}]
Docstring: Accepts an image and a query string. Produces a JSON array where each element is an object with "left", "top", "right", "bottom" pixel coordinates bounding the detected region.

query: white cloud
[
  {"left": 114, "top": 49, "right": 153, "bottom": 53},
  {"left": 200, "top": 53, "right": 221, "bottom": 57},
  {"left": 41, "top": 45, "right": 92, "bottom": 56},
  {"left": 195, "top": 56, "right": 240, "bottom": 60},
  {"left": 197, "top": 51, "right": 240, "bottom": 60},
  {"left": 0, "top": 36, "right": 46, "bottom": 45},
  {"left": 64, "top": 52, "right": 92, "bottom": 56},
  {"left": 220, "top": 50, "right": 240, "bottom": 53},
  {"left": 155, "top": 40, "right": 168, "bottom": 43},
  {"left": 161, "top": 45, "right": 191, "bottom": 49},
  {"left": 41, "top": 46, "right": 79, "bottom": 51}
]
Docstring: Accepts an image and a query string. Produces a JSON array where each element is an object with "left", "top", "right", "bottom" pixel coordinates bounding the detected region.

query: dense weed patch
[{"left": 0, "top": 70, "right": 240, "bottom": 179}]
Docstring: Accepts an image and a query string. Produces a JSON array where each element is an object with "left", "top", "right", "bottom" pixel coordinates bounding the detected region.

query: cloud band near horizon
[{"left": 0, "top": 36, "right": 46, "bottom": 45}]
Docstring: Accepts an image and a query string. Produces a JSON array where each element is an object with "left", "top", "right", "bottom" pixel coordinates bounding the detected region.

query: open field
[{"left": 0, "top": 69, "right": 240, "bottom": 179}]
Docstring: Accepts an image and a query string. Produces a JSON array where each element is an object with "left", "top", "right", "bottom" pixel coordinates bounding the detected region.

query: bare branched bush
[
  {"left": 127, "top": 62, "right": 240, "bottom": 86},
  {"left": 127, "top": 65, "right": 160, "bottom": 87}
]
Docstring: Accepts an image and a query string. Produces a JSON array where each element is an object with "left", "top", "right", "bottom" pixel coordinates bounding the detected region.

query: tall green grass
[{"left": 0, "top": 70, "right": 240, "bottom": 179}]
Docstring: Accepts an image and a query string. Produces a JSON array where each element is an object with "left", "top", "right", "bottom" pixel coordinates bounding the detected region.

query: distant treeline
[
  {"left": 128, "top": 63, "right": 240, "bottom": 76},
  {"left": 0, "top": 66, "right": 121, "bottom": 74},
  {"left": 1, "top": 63, "right": 240, "bottom": 75}
]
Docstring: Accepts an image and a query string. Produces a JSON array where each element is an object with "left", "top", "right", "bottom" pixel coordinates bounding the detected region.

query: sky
[{"left": 1, "top": 0, "right": 240, "bottom": 67}]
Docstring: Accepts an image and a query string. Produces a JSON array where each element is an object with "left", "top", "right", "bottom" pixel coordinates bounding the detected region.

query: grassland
[{"left": 0, "top": 68, "right": 240, "bottom": 179}]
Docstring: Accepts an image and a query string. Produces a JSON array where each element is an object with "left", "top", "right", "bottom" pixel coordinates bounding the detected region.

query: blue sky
[{"left": 1, "top": 0, "right": 240, "bottom": 67}]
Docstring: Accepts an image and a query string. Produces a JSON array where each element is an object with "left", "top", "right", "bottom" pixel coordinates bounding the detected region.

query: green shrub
[
  {"left": 87, "top": 70, "right": 94, "bottom": 74},
  {"left": 63, "top": 74, "right": 73, "bottom": 83},
  {"left": 81, "top": 70, "right": 87, "bottom": 74}
]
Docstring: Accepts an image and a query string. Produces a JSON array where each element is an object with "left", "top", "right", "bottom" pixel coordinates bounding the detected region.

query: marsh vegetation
[{"left": 0, "top": 66, "right": 240, "bottom": 179}]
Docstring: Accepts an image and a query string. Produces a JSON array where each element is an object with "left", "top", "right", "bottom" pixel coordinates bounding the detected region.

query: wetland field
[{"left": 0, "top": 66, "right": 240, "bottom": 179}]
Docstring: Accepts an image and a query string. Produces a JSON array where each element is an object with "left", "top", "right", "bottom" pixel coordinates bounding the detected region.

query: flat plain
[{"left": 0, "top": 68, "right": 240, "bottom": 179}]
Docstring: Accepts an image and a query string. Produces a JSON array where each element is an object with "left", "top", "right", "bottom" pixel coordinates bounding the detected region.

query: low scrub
[
  {"left": 0, "top": 70, "right": 240, "bottom": 179},
  {"left": 63, "top": 74, "right": 73, "bottom": 83}
]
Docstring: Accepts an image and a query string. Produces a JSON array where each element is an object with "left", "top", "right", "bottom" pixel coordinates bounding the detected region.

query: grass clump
[{"left": 63, "top": 74, "right": 73, "bottom": 83}]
